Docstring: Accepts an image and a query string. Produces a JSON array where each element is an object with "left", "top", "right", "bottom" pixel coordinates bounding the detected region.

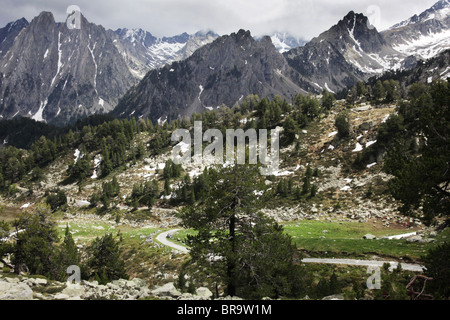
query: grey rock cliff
[
  {"left": 0, "top": 18, "right": 29, "bottom": 59},
  {"left": 0, "top": 11, "right": 137, "bottom": 126},
  {"left": 112, "top": 29, "right": 313, "bottom": 123},
  {"left": 382, "top": 0, "right": 450, "bottom": 60},
  {"left": 284, "top": 11, "right": 404, "bottom": 94}
]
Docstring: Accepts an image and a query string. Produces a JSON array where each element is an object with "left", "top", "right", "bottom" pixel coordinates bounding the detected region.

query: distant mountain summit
[
  {"left": 108, "top": 29, "right": 218, "bottom": 78},
  {"left": 255, "top": 32, "right": 307, "bottom": 53},
  {"left": 0, "top": 17, "right": 28, "bottom": 59},
  {"left": 112, "top": 29, "right": 313, "bottom": 123},
  {"left": 0, "top": 11, "right": 137, "bottom": 126},
  {"left": 383, "top": 0, "right": 450, "bottom": 60},
  {"left": 390, "top": 0, "right": 450, "bottom": 29},
  {"left": 0, "top": 12, "right": 218, "bottom": 125},
  {"left": 284, "top": 11, "right": 403, "bottom": 93}
]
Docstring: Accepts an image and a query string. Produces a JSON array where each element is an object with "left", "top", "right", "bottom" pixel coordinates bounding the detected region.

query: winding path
[
  {"left": 155, "top": 229, "right": 190, "bottom": 254},
  {"left": 302, "top": 258, "right": 424, "bottom": 272},
  {"left": 157, "top": 229, "right": 425, "bottom": 272}
]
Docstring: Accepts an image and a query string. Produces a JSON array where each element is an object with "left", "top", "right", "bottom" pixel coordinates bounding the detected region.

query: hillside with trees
[{"left": 1, "top": 78, "right": 449, "bottom": 301}]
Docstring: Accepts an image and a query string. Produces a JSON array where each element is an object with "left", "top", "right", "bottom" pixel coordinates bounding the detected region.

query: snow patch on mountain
[
  {"left": 393, "top": 29, "right": 450, "bottom": 60},
  {"left": 32, "top": 99, "right": 48, "bottom": 122}
]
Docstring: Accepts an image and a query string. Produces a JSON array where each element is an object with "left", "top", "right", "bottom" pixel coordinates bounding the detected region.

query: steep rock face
[
  {"left": 0, "top": 12, "right": 136, "bottom": 126},
  {"left": 255, "top": 32, "right": 307, "bottom": 53},
  {"left": 175, "top": 31, "right": 219, "bottom": 62},
  {"left": 0, "top": 18, "right": 29, "bottom": 59},
  {"left": 108, "top": 29, "right": 219, "bottom": 78},
  {"left": 112, "top": 29, "right": 312, "bottom": 123},
  {"left": 284, "top": 11, "right": 403, "bottom": 93},
  {"left": 382, "top": 0, "right": 450, "bottom": 60},
  {"left": 108, "top": 28, "right": 158, "bottom": 78}
]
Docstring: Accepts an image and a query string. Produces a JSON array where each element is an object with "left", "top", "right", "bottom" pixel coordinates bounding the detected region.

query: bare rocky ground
[{"left": 0, "top": 273, "right": 219, "bottom": 300}]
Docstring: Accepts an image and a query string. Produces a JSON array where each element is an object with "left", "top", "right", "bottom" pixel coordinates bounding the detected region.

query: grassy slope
[{"left": 168, "top": 221, "right": 450, "bottom": 262}]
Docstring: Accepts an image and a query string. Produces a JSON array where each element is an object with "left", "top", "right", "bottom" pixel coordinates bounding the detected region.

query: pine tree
[
  {"left": 295, "top": 186, "right": 302, "bottom": 200},
  {"left": 86, "top": 233, "right": 128, "bottom": 285},
  {"left": 164, "top": 178, "right": 171, "bottom": 196},
  {"left": 180, "top": 165, "right": 306, "bottom": 299},
  {"left": 136, "top": 142, "right": 146, "bottom": 159},
  {"left": 12, "top": 204, "right": 62, "bottom": 278},
  {"left": 335, "top": 112, "right": 350, "bottom": 139},
  {"left": 100, "top": 142, "right": 113, "bottom": 177},
  {"left": 282, "top": 116, "right": 299, "bottom": 147},
  {"left": 374, "top": 80, "right": 385, "bottom": 102},
  {"left": 288, "top": 177, "right": 294, "bottom": 194},
  {"left": 385, "top": 80, "right": 450, "bottom": 225},
  {"left": 189, "top": 187, "right": 196, "bottom": 205},
  {"left": 310, "top": 184, "right": 318, "bottom": 198},
  {"left": 0, "top": 172, "right": 4, "bottom": 190},
  {"left": 60, "top": 225, "right": 81, "bottom": 273},
  {"left": 0, "top": 219, "right": 13, "bottom": 267},
  {"left": 321, "top": 89, "right": 335, "bottom": 111},
  {"left": 302, "top": 167, "right": 312, "bottom": 195},
  {"left": 356, "top": 81, "right": 367, "bottom": 98}
]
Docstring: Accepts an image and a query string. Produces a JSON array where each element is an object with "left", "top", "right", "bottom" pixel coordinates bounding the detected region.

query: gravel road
[{"left": 157, "top": 229, "right": 425, "bottom": 272}]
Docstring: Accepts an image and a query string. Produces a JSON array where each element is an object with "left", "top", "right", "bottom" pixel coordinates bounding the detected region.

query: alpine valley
[{"left": 0, "top": 0, "right": 450, "bottom": 303}]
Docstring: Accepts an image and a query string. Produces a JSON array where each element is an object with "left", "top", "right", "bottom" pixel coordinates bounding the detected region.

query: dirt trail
[{"left": 157, "top": 229, "right": 425, "bottom": 272}]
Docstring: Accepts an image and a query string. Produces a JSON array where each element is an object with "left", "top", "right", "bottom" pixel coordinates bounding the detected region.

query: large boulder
[
  {"left": 151, "top": 282, "right": 181, "bottom": 298},
  {"left": 126, "top": 278, "right": 147, "bottom": 289},
  {"left": 62, "top": 283, "right": 86, "bottom": 298},
  {"left": 0, "top": 281, "right": 34, "bottom": 300},
  {"left": 406, "top": 235, "right": 435, "bottom": 244},
  {"left": 196, "top": 287, "right": 213, "bottom": 299}
]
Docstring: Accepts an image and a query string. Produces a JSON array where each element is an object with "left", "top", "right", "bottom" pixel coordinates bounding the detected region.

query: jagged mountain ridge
[
  {"left": 0, "top": 1, "right": 449, "bottom": 126},
  {"left": 382, "top": 0, "right": 450, "bottom": 60},
  {"left": 0, "top": 12, "right": 137, "bottom": 126},
  {"left": 108, "top": 28, "right": 219, "bottom": 78},
  {"left": 256, "top": 32, "right": 307, "bottom": 53},
  {"left": 112, "top": 29, "right": 315, "bottom": 123},
  {"left": 0, "top": 12, "right": 219, "bottom": 126},
  {"left": 112, "top": 5, "right": 450, "bottom": 121},
  {"left": 0, "top": 18, "right": 28, "bottom": 59},
  {"left": 284, "top": 11, "right": 405, "bottom": 94},
  {"left": 284, "top": 1, "right": 450, "bottom": 93}
]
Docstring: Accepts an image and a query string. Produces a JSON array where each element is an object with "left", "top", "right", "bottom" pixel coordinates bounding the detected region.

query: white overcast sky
[{"left": 0, "top": 0, "right": 441, "bottom": 39}]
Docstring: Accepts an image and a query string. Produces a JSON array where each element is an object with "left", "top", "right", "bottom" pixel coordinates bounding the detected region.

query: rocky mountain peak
[
  {"left": 383, "top": 0, "right": 450, "bottom": 60},
  {"left": 259, "top": 35, "right": 274, "bottom": 46},
  {"left": 0, "top": 11, "right": 136, "bottom": 125},
  {"left": 330, "top": 11, "right": 388, "bottom": 53},
  {"left": 265, "top": 32, "right": 307, "bottom": 53},
  {"left": 3, "top": 17, "right": 28, "bottom": 30},
  {"left": 114, "top": 28, "right": 157, "bottom": 47},
  {"left": 391, "top": 0, "right": 449, "bottom": 29},
  {"left": 34, "top": 11, "right": 56, "bottom": 25},
  {"left": 109, "top": 28, "right": 219, "bottom": 77},
  {"left": 0, "top": 18, "right": 29, "bottom": 58},
  {"left": 234, "top": 29, "right": 252, "bottom": 39},
  {"left": 284, "top": 11, "right": 403, "bottom": 94},
  {"left": 112, "top": 28, "right": 310, "bottom": 122}
]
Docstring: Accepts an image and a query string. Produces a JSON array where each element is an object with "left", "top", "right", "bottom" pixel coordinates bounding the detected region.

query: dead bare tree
[{"left": 406, "top": 275, "right": 434, "bottom": 300}]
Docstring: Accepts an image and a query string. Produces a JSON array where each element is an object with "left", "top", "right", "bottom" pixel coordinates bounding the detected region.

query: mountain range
[
  {"left": 0, "top": 12, "right": 219, "bottom": 126},
  {"left": 0, "top": 0, "right": 449, "bottom": 126},
  {"left": 383, "top": 0, "right": 450, "bottom": 60},
  {"left": 111, "top": 30, "right": 314, "bottom": 123}
]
